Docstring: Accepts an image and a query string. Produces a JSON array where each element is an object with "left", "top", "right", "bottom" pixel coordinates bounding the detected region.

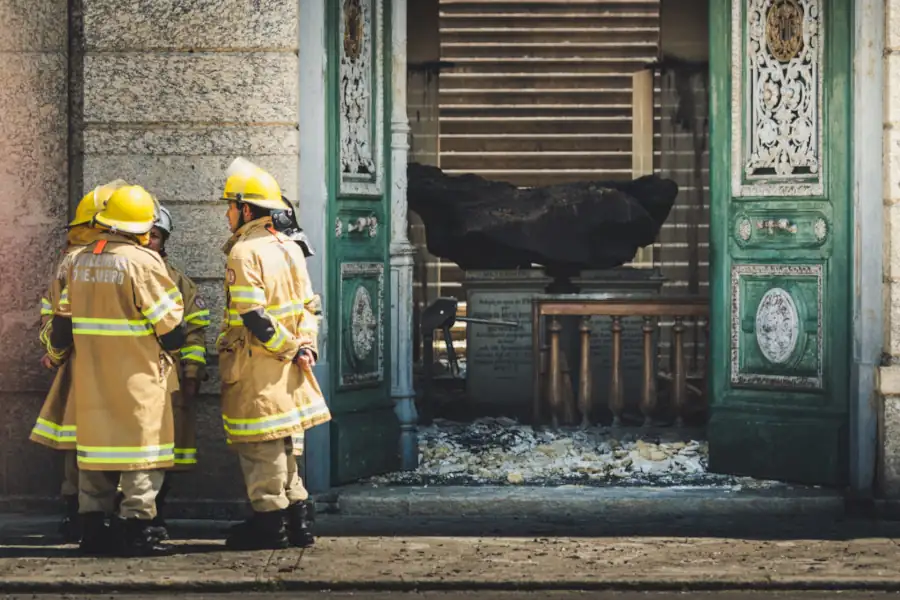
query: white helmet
[{"left": 154, "top": 205, "right": 174, "bottom": 235}]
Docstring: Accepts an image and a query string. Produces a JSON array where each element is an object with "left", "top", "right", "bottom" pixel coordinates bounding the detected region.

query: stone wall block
[
  {"left": 1, "top": 394, "right": 63, "bottom": 496},
  {"left": 0, "top": 0, "right": 67, "bottom": 52},
  {"left": 84, "top": 53, "right": 299, "bottom": 124},
  {"left": 162, "top": 204, "right": 233, "bottom": 278},
  {"left": 883, "top": 396, "right": 900, "bottom": 497},
  {"left": 885, "top": 53, "right": 900, "bottom": 125},
  {"left": 889, "top": 282, "right": 900, "bottom": 357},
  {"left": 84, "top": 126, "right": 299, "bottom": 156},
  {"left": 84, "top": 0, "right": 298, "bottom": 51},
  {"left": 889, "top": 0, "right": 900, "bottom": 51},
  {"left": 82, "top": 155, "right": 299, "bottom": 204}
]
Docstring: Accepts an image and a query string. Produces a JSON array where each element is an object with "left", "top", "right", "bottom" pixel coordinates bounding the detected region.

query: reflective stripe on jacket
[
  {"left": 50, "top": 233, "right": 184, "bottom": 471},
  {"left": 166, "top": 261, "right": 208, "bottom": 469},
  {"left": 30, "top": 228, "right": 104, "bottom": 451},
  {"left": 217, "top": 217, "right": 330, "bottom": 446}
]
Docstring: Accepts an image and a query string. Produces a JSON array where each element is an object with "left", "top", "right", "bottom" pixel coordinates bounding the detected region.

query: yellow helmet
[
  {"left": 94, "top": 185, "right": 157, "bottom": 235},
  {"left": 69, "top": 179, "right": 129, "bottom": 228},
  {"left": 222, "top": 157, "right": 284, "bottom": 211}
]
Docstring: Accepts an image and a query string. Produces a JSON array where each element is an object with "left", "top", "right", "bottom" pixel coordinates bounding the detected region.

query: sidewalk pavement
[{"left": 2, "top": 513, "right": 900, "bottom": 593}]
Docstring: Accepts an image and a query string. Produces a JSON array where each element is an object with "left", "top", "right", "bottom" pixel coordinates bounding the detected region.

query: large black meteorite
[{"left": 408, "top": 163, "right": 678, "bottom": 272}]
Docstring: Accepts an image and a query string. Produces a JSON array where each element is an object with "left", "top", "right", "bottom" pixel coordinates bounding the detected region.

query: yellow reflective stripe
[
  {"left": 31, "top": 418, "right": 77, "bottom": 443},
  {"left": 174, "top": 448, "right": 197, "bottom": 465},
  {"left": 267, "top": 301, "right": 305, "bottom": 320},
  {"left": 227, "top": 309, "right": 243, "bottom": 327},
  {"left": 263, "top": 322, "right": 289, "bottom": 352},
  {"left": 142, "top": 287, "right": 183, "bottom": 325},
  {"left": 222, "top": 405, "right": 323, "bottom": 436},
  {"left": 72, "top": 317, "right": 153, "bottom": 337},
  {"left": 77, "top": 443, "right": 174, "bottom": 464},
  {"left": 180, "top": 345, "right": 206, "bottom": 364},
  {"left": 59, "top": 288, "right": 69, "bottom": 306},
  {"left": 229, "top": 285, "right": 266, "bottom": 304},
  {"left": 40, "top": 297, "right": 53, "bottom": 316},
  {"left": 185, "top": 309, "right": 210, "bottom": 325}
]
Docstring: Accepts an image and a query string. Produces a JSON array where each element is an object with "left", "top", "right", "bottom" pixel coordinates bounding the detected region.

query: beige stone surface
[
  {"left": 84, "top": 0, "right": 298, "bottom": 51},
  {"left": 884, "top": 397, "right": 900, "bottom": 497},
  {"left": 83, "top": 155, "right": 299, "bottom": 204},
  {"left": 83, "top": 53, "right": 298, "bottom": 124},
  {"left": 3, "top": 533, "right": 900, "bottom": 589},
  {"left": 0, "top": 0, "right": 66, "bottom": 52},
  {"left": 84, "top": 126, "right": 299, "bottom": 156},
  {"left": 889, "top": 0, "right": 900, "bottom": 51},
  {"left": 886, "top": 53, "right": 900, "bottom": 126}
]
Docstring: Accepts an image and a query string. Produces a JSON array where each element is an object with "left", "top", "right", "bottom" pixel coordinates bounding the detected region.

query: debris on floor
[{"left": 367, "top": 417, "right": 784, "bottom": 489}]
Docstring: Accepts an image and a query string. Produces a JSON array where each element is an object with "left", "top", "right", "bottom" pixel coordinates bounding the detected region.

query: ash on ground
[{"left": 367, "top": 417, "right": 784, "bottom": 489}]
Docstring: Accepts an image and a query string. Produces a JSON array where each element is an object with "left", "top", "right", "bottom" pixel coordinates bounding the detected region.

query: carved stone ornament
[
  {"left": 754, "top": 287, "right": 800, "bottom": 364},
  {"left": 350, "top": 285, "right": 376, "bottom": 360},
  {"left": 814, "top": 217, "right": 827, "bottom": 241},
  {"left": 738, "top": 218, "right": 752, "bottom": 241},
  {"left": 339, "top": 0, "right": 384, "bottom": 197},
  {"left": 335, "top": 217, "right": 343, "bottom": 238},
  {"left": 731, "top": 0, "right": 823, "bottom": 197},
  {"left": 730, "top": 263, "right": 823, "bottom": 389}
]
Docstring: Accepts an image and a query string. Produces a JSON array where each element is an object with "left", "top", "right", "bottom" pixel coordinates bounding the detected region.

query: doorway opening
[{"left": 382, "top": 0, "right": 767, "bottom": 490}]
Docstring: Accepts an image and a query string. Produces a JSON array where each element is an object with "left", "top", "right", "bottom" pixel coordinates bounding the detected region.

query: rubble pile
[{"left": 368, "top": 417, "right": 781, "bottom": 489}]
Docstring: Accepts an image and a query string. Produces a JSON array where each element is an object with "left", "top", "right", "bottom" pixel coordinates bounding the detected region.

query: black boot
[
  {"left": 284, "top": 501, "right": 315, "bottom": 548},
  {"left": 149, "top": 478, "right": 171, "bottom": 542},
  {"left": 58, "top": 494, "right": 81, "bottom": 543},
  {"left": 110, "top": 516, "right": 171, "bottom": 557},
  {"left": 78, "top": 512, "right": 113, "bottom": 556},
  {"left": 225, "top": 510, "right": 289, "bottom": 551}
]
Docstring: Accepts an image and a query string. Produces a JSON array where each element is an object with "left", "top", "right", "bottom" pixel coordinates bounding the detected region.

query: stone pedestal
[{"left": 465, "top": 268, "right": 665, "bottom": 422}]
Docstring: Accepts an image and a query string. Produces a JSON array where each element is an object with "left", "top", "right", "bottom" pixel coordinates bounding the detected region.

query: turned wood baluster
[
  {"left": 640, "top": 316, "right": 657, "bottom": 427},
  {"left": 548, "top": 317, "right": 563, "bottom": 429},
  {"left": 608, "top": 316, "right": 624, "bottom": 427},
  {"left": 672, "top": 316, "right": 687, "bottom": 428},
  {"left": 578, "top": 316, "right": 592, "bottom": 429}
]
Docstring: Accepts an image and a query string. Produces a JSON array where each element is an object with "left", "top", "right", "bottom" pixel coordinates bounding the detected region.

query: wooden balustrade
[{"left": 531, "top": 296, "right": 709, "bottom": 428}]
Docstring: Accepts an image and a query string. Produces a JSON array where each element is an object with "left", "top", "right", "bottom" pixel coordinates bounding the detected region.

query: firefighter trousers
[
  {"left": 79, "top": 470, "right": 164, "bottom": 520},
  {"left": 60, "top": 450, "right": 79, "bottom": 497},
  {"left": 236, "top": 437, "right": 308, "bottom": 513}
]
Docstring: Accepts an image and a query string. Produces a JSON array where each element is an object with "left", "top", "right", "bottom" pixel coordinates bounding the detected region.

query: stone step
[
  {"left": 441, "top": 12, "right": 659, "bottom": 29},
  {"left": 333, "top": 485, "right": 843, "bottom": 521},
  {"left": 442, "top": 41, "right": 658, "bottom": 59},
  {"left": 445, "top": 57, "right": 656, "bottom": 74},
  {"left": 442, "top": 26, "right": 659, "bottom": 45},
  {"left": 440, "top": 88, "right": 635, "bottom": 105}
]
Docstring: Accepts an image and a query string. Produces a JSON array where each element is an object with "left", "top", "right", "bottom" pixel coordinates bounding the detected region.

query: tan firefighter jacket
[
  {"left": 217, "top": 217, "right": 330, "bottom": 448},
  {"left": 49, "top": 232, "right": 185, "bottom": 471},
  {"left": 30, "top": 227, "right": 104, "bottom": 450},
  {"left": 165, "top": 259, "right": 209, "bottom": 469}
]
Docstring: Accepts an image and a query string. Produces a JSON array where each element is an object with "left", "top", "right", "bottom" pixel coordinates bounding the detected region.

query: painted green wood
[
  {"left": 707, "top": 0, "right": 851, "bottom": 485},
  {"left": 326, "top": 0, "right": 400, "bottom": 485}
]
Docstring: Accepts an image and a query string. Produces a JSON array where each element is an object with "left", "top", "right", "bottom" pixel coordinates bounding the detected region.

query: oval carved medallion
[
  {"left": 765, "top": 0, "right": 804, "bottom": 62},
  {"left": 755, "top": 287, "right": 800, "bottom": 364}
]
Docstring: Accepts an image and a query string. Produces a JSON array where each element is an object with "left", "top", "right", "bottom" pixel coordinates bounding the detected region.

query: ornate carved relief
[
  {"left": 339, "top": 262, "right": 385, "bottom": 387},
  {"left": 339, "top": 0, "right": 384, "bottom": 197},
  {"left": 351, "top": 286, "right": 376, "bottom": 360},
  {"left": 731, "top": 0, "right": 824, "bottom": 197},
  {"left": 754, "top": 287, "right": 799, "bottom": 364},
  {"left": 730, "top": 263, "right": 823, "bottom": 389}
]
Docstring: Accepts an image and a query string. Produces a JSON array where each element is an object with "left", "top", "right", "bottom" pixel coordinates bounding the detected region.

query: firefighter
[
  {"left": 145, "top": 204, "right": 210, "bottom": 541},
  {"left": 31, "top": 179, "right": 129, "bottom": 542},
  {"left": 217, "top": 158, "right": 330, "bottom": 550},
  {"left": 46, "top": 184, "right": 186, "bottom": 557}
]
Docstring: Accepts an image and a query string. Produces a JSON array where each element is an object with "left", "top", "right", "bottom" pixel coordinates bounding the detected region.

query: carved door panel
[
  {"left": 707, "top": 0, "right": 851, "bottom": 485},
  {"left": 326, "top": 0, "right": 399, "bottom": 484}
]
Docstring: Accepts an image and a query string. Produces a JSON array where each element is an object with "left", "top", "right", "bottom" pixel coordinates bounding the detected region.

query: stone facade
[
  {"left": 0, "top": 0, "right": 70, "bottom": 500},
  {"left": 881, "top": 0, "right": 900, "bottom": 497}
]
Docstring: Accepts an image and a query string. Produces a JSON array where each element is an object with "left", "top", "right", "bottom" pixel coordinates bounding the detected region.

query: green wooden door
[
  {"left": 326, "top": 0, "right": 400, "bottom": 485},
  {"left": 707, "top": 0, "right": 851, "bottom": 485}
]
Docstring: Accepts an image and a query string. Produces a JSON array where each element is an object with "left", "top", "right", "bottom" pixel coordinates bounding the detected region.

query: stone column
[{"left": 389, "top": 0, "right": 418, "bottom": 470}]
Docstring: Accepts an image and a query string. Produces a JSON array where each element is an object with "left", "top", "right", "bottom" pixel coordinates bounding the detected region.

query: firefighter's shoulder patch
[{"left": 195, "top": 296, "right": 206, "bottom": 309}]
